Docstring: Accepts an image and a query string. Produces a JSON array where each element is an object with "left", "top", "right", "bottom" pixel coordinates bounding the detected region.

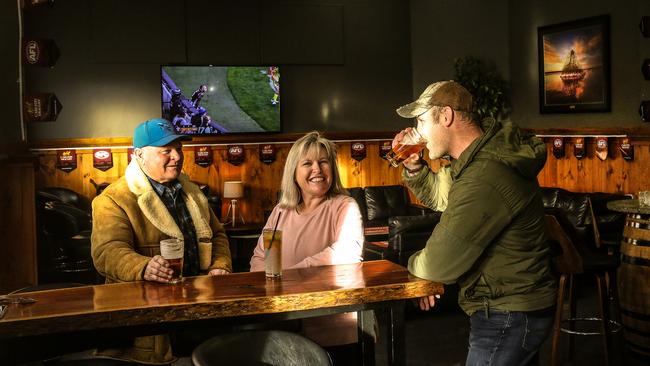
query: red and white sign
[
  {"left": 22, "top": 39, "right": 59, "bottom": 67},
  {"left": 195, "top": 146, "right": 212, "bottom": 167},
  {"left": 351, "top": 142, "right": 366, "bottom": 162},
  {"left": 227, "top": 145, "right": 245, "bottom": 166},
  {"left": 93, "top": 149, "right": 113, "bottom": 171},
  {"left": 259, "top": 144, "right": 276, "bottom": 164},
  {"left": 57, "top": 150, "right": 77, "bottom": 173}
]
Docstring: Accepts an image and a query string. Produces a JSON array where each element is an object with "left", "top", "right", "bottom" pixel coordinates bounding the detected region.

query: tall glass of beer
[
  {"left": 263, "top": 229, "right": 282, "bottom": 278},
  {"left": 386, "top": 128, "right": 427, "bottom": 167},
  {"left": 160, "top": 238, "right": 184, "bottom": 283}
]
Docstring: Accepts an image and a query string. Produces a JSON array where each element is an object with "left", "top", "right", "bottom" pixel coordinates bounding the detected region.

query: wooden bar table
[{"left": 0, "top": 260, "right": 442, "bottom": 365}]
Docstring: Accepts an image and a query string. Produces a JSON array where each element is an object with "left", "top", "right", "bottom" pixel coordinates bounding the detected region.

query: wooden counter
[{"left": 0, "top": 260, "right": 443, "bottom": 365}]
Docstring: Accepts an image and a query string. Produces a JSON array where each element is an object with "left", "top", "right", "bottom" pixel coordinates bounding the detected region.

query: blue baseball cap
[{"left": 132, "top": 118, "right": 191, "bottom": 148}]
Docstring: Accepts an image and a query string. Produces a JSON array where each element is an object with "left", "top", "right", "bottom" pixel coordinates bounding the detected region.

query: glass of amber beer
[
  {"left": 160, "top": 238, "right": 184, "bottom": 283},
  {"left": 263, "top": 229, "right": 282, "bottom": 278},
  {"left": 386, "top": 128, "right": 427, "bottom": 167}
]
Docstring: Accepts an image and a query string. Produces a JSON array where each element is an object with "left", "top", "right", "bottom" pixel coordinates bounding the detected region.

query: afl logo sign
[
  {"left": 350, "top": 141, "right": 366, "bottom": 162},
  {"left": 25, "top": 41, "right": 40, "bottom": 64},
  {"left": 227, "top": 145, "right": 245, "bottom": 166},
  {"left": 94, "top": 150, "right": 110, "bottom": 159}
]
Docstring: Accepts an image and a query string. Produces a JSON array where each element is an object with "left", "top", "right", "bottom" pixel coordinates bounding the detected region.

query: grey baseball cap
[{"left": 396, "top": 80, "right": 473, "bottom": 118}]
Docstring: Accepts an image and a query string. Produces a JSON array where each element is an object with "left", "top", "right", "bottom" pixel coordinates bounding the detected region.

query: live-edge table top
[{"left": 0, "top": 260, "right": 442, "bottom": 339}]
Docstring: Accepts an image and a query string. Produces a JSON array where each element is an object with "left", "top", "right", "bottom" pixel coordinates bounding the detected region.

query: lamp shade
[{"left": 223, "top": 181, "right": 244, "bottom": 199}]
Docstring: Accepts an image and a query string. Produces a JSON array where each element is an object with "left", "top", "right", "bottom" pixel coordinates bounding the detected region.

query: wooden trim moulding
[
  {"left": 25, "top": 127, "right": 650, "bottom": 150},
  {"left": 27, "top": 131, "right": 400, "bottom": 150},
  {"left": 524, "top": 126, "right": 650, "bottom": 138}
]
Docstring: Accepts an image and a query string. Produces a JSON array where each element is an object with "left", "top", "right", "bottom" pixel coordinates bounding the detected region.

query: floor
[
  {"left": 174, "top": 278, "right": 648, "bottom": 366},
  {"left": 370, "top": 279, "right": 648, "bottom": 366}
]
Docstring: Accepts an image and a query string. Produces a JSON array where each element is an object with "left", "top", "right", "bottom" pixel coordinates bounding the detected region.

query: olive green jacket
[
  {"left": 91, "top": 160, "right": 232, "bottom": 364},
  {"left": 406, "top": 119, "right": 556, "bottom": 315}
]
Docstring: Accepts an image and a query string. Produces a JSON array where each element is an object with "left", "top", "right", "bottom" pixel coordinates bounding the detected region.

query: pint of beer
[
  {"left": 386, "top": 128, "right": 427, "bottom": 167},
  {"left": 263, "top": 229, "right": 282, "bottom": 278},
  {"left": 160, "top": 238, "right": 184, "bottom": 283}
]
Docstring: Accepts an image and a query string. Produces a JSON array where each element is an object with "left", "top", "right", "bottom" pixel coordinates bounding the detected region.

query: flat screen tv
[{"left": 161, "top": 65, "right": 281, "bottom": 135}]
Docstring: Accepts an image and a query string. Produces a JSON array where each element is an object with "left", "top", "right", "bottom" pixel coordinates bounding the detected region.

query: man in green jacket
[{"left": 393, "top": 81, "right": 556, "bottom": 365}]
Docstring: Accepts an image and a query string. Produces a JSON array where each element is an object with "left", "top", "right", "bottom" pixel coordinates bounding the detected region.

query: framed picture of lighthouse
[{"left": 537, "top": 15, "right": 610, "bottom": 113}]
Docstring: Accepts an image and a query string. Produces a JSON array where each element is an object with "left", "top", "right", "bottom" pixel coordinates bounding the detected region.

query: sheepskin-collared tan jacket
[{"left": 91, "top": 160, "right": 232, "bottom": 364}]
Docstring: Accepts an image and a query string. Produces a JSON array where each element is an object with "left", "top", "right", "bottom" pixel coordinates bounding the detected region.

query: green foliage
[{"left": 453, "top": 56, "right": 510, "bottom": 121}]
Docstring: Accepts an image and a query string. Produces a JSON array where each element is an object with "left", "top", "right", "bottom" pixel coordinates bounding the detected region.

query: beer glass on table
[
  {"left": 160, "top": 238, "right": 184, "bottom": 283},
  {"left": 386, "top": 128, "right": 427, "bottom": 167},
  {"left": 263, "top": 229, "right": 282, "bottom": 278}
]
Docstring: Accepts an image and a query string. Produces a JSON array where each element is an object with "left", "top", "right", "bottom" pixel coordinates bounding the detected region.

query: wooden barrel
[{"left": 618, "top": 213, "right": 650, "bottom": 359}]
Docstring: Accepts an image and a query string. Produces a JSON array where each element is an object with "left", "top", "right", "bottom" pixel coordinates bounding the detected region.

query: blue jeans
[{"left": 466, "top": 309, "right": 553, "bottom": 366}]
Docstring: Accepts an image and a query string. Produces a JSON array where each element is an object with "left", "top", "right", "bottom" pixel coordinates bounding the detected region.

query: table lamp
[{"left": 223, "top": 181, "right": 245, "bottom": 227}]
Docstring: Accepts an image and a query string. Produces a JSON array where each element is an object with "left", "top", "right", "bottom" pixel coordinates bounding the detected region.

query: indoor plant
[{"left": 453, "top": 56, "right": 511, "bottom": 121}]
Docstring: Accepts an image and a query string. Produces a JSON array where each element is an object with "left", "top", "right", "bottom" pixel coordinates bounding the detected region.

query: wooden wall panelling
[
  {"left": 0, "top": 159, "right": 37, "bottom": 293},
  {"left": 537, "top": 138, "right": 649, "bottom": 195},
  {"left": 32, "top": 138, "right": 650, "bottom": 230}
]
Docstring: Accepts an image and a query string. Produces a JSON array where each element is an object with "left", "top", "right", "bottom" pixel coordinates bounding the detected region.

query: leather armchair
[
  {"left": 541, "top": 187, "right": 630, "bottom": 252},
  {"left": 192, "top": 181, "right": 223, "bottom": 221},
  {"left": 347, "top": 185, "right": 440, "bottom": 264},
  {"left": 36, "top": 188, "right": 99, "bottom": 284},
  {"left": 388, "top": 212, "right": 442, "bottom": 266}
]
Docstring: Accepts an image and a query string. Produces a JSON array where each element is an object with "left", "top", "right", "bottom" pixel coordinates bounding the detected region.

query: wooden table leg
[
  {"left": 358, "top": 309, "right": 376, "bottom": 366},
  {"left": 387, "top": 301, "right": 406, "bottom": 366}
]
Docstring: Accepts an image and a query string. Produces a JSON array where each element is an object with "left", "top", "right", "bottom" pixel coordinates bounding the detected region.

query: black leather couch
[
  {"left": 192, "top": 181, "right": 223, "bottom": 221},
  {"left": 540, "top": 187, "right": 631, "bottom": 252},
  {"left": 36, "top": 187, "right": 99, "bottom": 284},
  {"left": 347, "top": 185, "right": 441, "bottom": 265}
]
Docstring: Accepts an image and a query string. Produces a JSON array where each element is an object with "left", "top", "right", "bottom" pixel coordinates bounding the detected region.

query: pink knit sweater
[
  {"left": 250, "top": 194, "right": 364, "bottom": 271},
  {"left": 249, "top": 194, "right": 365, "bottom": 346}
]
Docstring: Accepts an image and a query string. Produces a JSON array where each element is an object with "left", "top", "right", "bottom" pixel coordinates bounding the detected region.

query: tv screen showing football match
[{"left": 161, "top": 65, "right": 281, "bottom": 135}]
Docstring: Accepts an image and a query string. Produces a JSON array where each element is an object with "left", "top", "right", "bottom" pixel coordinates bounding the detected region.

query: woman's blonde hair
[{"left": 278, "top": 131, "right": 347, "bottom": 209}]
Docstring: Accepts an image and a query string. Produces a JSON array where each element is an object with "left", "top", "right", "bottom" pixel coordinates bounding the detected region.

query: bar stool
[
  {"left": 546, "top": 214, "right": 622, "bottom": 366},
  {"left": 192, "top": 330, "right": 332, "bottom": 366}
]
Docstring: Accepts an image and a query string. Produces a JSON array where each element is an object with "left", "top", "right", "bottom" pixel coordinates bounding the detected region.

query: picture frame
[{"left": 537, "top": 15, "right": 611, "bottom": 113}]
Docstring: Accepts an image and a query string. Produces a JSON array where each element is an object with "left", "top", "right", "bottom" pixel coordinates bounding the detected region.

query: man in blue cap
[{"left": 91, "top": 118, "right": 232, "bottom": 364}]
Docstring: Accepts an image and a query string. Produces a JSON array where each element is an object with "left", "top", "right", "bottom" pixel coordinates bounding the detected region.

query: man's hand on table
[
  {"left": 417, "top": 295, "right": 441, "bottom": 311},
  {"left": 208, "top": 268, "right": 230, "bottom": 276},
  {"left": 143, "top": 255, "right": 174, "bottom": 283}
]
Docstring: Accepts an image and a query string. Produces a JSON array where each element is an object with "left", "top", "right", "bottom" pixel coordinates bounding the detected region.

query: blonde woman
[{"left": 250, "top": 131, "right": 366, "bottom": 358}]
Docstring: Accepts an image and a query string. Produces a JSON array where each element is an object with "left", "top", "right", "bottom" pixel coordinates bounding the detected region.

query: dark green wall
[
  {"left": 13, "top": 0, "right": 650, "bottom": 142},
  {"left": 509, "top": 0, "right": 649, "bottom": 128},
  {"left": 0, "top": 0, "right": 20, "bottom": 146},
  {"left": 22, "top": 0, "right": 414, "bottom": 140},
  {"left": 409, "top": 0, "right": 510, "bottom": 99}
]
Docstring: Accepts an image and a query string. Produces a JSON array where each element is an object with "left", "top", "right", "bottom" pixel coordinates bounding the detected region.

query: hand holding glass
[
  {"left": 160, "top": 238, "right": 184, "bottom": 283},
  {"left": 263, "top": 229, "right": 282, "bottom": 278},
  {"left": 386, "top": 128, "right": 427, "bottom": 167}
]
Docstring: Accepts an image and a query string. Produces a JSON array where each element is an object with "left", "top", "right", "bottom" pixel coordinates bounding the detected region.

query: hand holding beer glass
[
  {"left": 160, "top": 238, "right": 184, "bottom": 284},
  {"left": 386, "top": 127, "right": 427, "bottom": 168}
]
